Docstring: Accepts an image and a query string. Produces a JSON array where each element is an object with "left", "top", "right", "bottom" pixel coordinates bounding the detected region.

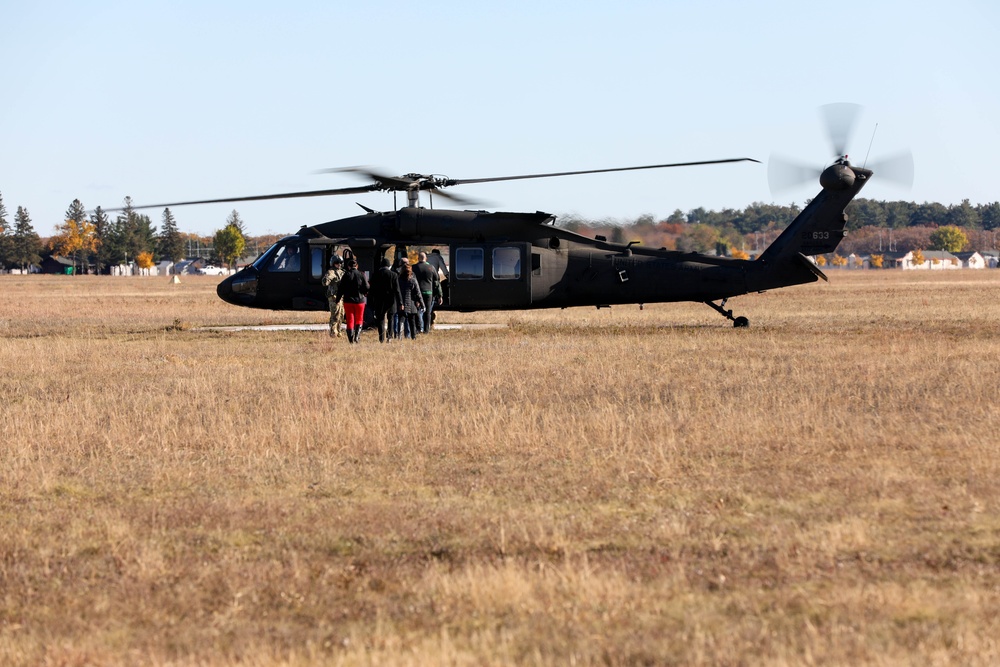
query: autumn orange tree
[
  {"left": 136, "top": 251, "right": 154, "bottom": 271},
  {"left": 51, "top": 199, "right": 98, "bottom": 275}
]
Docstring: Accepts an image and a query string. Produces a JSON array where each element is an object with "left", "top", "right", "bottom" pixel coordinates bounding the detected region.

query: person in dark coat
[
  {"left": 412, "top": 251, "right": 442, "bottom": 333},
  {"left": 334, "top": 257, "right": 370, "bottom": 343},
  {"left": 368, "top": 257, "right": 402, "bottom": 343},
  {"left": 391, "top": 257, "right": 410, "bottom": 339},
  {"left": 395, "top": 263, "right": 424, "bottom": 340}
]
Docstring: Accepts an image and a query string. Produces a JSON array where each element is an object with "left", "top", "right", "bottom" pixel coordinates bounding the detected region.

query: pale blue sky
[{"left": 2, "top": 0, "right": 997, "bottom": 236}]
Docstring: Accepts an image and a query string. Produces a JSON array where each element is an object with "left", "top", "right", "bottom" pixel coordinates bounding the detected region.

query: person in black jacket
[
  {"left": 368, "top": 257, "right": 402, "bottom": 343},
  {"left": 395, "top": 263, "right": 424, "bottom": 340},
  {"left": 334, "top": 257, "right": 370, "bottom": 344}
]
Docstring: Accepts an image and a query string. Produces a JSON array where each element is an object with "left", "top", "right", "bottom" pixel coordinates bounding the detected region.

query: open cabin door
[
  {"left": 294, "top": 237, "right": 378, "bottom": 310},
  {"left": 448, "top": 242, "right": 532, "bottom": 310}
]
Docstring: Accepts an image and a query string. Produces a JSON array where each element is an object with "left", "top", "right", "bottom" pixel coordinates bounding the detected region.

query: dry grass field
[{"left": 2, "top": 270, "right": 999, "bottom": 666}]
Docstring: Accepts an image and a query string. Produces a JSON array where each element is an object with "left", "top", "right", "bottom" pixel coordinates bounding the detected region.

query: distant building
[
  {"left": 39, "top": 255, "right": 76, "bottom": 275},
  {"left": 953, "top": 252, "right": 986, "bottom": 269},
  {"left": 109, "top": 263, "right": 135, "bottom": 276},
  {"left": 154, "top": 260, "right": 175, "bottom": 276},
  {"left": 174, "top": 259, "right": 205, "bottom": 275},
  {"left": 897, "top": 250, "right": 960, "bottom": 270},
  {"left": 846, "top": 253, "right": 870, "bottom": 269},
  {"left": 880, "top": 251, "right": 908, "bottom": 268}
]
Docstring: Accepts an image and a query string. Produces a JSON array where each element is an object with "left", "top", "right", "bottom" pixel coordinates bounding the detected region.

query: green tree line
[
  {"left": 0, "top": 191, "right": 259, "bottom": 273},
  {"left": 3, "top": 190, "right": 998, "bottom": 272},
  {"left": 561, "top": 198, "right": 1000, "bottom": 236},
  {"left": 559, "top": 197, "right": 1000, "bottom": 255}
]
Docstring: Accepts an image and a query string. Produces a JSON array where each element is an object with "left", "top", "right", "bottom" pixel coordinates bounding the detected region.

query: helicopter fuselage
[{"left": 220, "top": 207, "right": 761, "bottom": 312}]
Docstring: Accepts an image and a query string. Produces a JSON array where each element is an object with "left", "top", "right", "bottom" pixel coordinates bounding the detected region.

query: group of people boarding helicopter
[{"left": 321, "top": 250, "right": 446, "bottom": 344}]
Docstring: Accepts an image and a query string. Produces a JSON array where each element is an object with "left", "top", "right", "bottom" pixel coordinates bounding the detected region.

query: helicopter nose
[
  {"left": 216, "top": 275, "right": 235, "bottom": 303},
  {"left": 217, "top": 269, "right": 258, "bottom": 306}
]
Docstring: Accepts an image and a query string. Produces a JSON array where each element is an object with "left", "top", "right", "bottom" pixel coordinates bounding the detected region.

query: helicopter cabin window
[
  {"left": 492, "top": 247, "right": 521, "bottom": 280},
  {"left": 267, "top": 243, "right": 301, "bottom": 273},
  {"left": 310, "top": 247, "right": 324, "bottom": 280},
  {"left": 455, "top": 247, "right": 484, "bottom": 280}
]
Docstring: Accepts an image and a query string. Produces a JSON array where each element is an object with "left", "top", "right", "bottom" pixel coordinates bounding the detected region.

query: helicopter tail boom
[
  {"left": 743, "top": 160, "right": 870, "bottom": 295},
  {"left": 757, "top": 161, "right": 871, "bottom": 265}
]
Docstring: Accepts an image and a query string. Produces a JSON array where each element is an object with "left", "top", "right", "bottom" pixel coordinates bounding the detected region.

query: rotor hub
[{"left": 819, "top": 162, "right": 856, "bottom": 191}]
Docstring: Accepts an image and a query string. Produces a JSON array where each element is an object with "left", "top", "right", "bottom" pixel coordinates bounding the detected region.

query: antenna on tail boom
[{"left": 863, "top": 123, "right": 878, "bottom": 169}]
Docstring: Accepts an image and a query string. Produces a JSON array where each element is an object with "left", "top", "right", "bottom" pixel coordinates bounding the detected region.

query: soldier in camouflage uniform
[{"left": 321, "top": 255, "right": 346, "bottom": 338}]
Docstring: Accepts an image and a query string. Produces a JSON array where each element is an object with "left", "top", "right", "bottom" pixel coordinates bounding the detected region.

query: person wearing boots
[
  {"left": 368, "top": 257, "right": 402, "bottom": 343},
  {"left": 321, "top": 255, "right": 345, "bottom": 338},
  {"left": 412, "top": 251, "right": 442, "bottom": 333},
  {"left": 335, "top": 257, "right": 370, "bottom": 344},
  {"left": 395, "top": 262, "right": 424, "bottom": 340}
]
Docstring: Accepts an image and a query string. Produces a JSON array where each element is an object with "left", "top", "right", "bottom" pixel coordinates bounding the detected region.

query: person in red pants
[{"left": 335, "top": 257, "right": 370, "bottom": 344}]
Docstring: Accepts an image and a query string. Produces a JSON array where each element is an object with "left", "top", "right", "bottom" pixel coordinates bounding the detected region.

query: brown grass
[{"left": 2, "top": 271, "right": 1000, "bottom": 665}]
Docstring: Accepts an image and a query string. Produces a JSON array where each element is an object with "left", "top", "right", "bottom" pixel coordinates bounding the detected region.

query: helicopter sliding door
[{"left": 448, "top": 242, "right": 531, "bottom": 310}]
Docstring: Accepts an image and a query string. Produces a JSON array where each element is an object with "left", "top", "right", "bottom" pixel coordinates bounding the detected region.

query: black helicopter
[{"left": 124, "top": 106, "right": 909, "bottom": 327}]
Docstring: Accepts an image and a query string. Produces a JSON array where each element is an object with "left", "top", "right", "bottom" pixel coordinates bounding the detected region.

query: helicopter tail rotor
[
  {"left": 820, "top": 102, "right": 862, "bottom": 158},
  {"left": 865, "top": 149, "right": 914, "bottom": 189},
  {"left": 768, "top": 103, "right": 913, "bottom": 197}
]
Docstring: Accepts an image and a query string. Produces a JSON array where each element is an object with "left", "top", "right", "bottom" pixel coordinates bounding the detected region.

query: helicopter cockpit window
[
  {"left": 455, "top": 247, "right": 484, "bottom": 280},
  {"left": 252, "top": 243, "right": 279, "bottom": 270},
  {"left": 492, "top": 247, "right": 521, "bottom": 280},
  {"left": 267, "top": 243, "right": 302, "bottom": 273}
]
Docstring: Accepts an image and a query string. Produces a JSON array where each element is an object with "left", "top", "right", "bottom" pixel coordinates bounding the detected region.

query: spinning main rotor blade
[
  {"left": 426, "top": 187, "right": 480, "bottom": 207},
  {"left": 106, "top": 185, "right": 379, "bottom": 212},
  {"left": 444, "top": 158, "right": 761, "bottom": 187},
  {"left": 315, "top": 167, "right": 484, "bottom": 206},
  {"left": 767, "top": 153, "right": 823, "bottom": 194},
  {"left": 116, "top": 157, "right": 761, "bottom": 213},
  {"left": 313, "top": 166, "right": 418, "bottom": 190}
]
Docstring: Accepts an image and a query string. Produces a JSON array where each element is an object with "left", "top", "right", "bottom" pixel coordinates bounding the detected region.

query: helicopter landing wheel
[{"left": 705, "top": 299, "right": 748, "bottom": 328}]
